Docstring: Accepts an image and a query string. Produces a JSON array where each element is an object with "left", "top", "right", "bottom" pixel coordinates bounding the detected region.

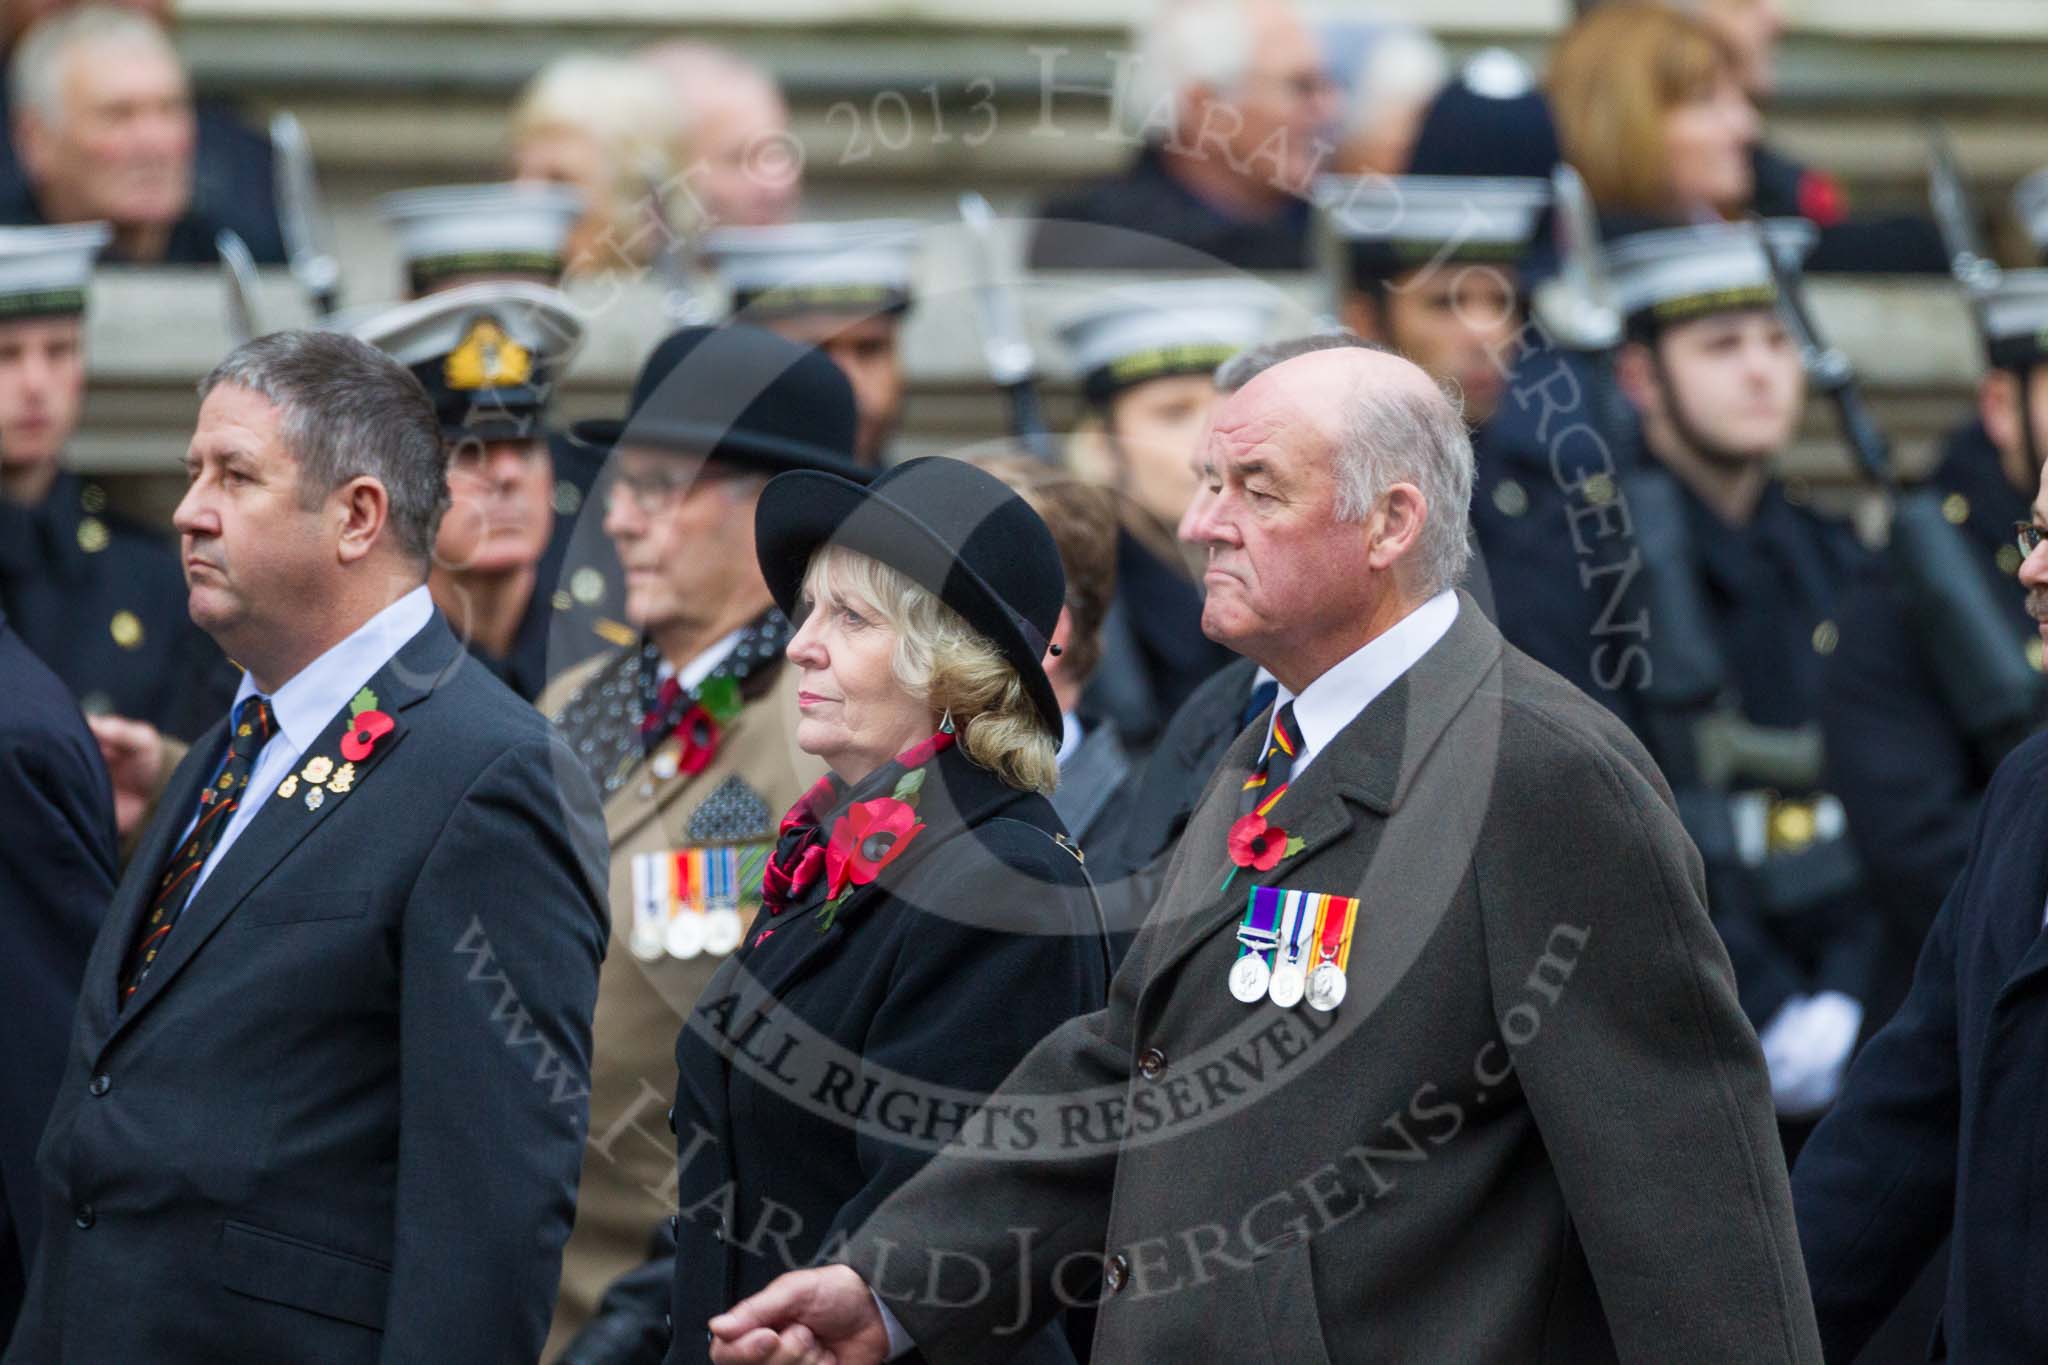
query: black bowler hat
[
  {"left": 754, "top": 457, "right": 1067, "bottom": 735},
  {"left": 570, "top": 323, "right": 868, "bottom": 478}
]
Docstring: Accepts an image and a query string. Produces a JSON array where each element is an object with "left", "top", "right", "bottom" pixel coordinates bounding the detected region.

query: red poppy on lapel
[
  {"left": 339, "top": 709, "right": 395, "bottom": 762},
  {"left": 1228, "top": 813, "right": 1289, "bottom": 872},
  {"left": 825, "top": 798, "right": 925, "bottom": 899},
  {"left": 672, "top": 704, "right": 721, "bottom": 777}
]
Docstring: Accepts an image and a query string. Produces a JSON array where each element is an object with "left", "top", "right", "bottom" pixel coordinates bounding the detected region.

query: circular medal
[
  {"left": 650, "top": 751, "right": 679, "bottom": 781},
  {"left": 1228, "top": 953, "right": 1271, "bottom": 1004},
  {"left": 629, "top": 926, "right": 665, "bottom": 962},
  {"left": 1268, "top": 962, "right": 1307, "bottom": 1009},
  {"left": 704, "top": 907, "right": 745, "bottom": 956},
  {"left": 664, "top": 913, "right": 706, "bottom": 960},
  {"left": 1306, "top": 963, "right": 1348, "bottom": 1012}
]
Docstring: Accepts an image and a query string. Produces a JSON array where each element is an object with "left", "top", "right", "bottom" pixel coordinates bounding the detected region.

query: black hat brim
[
  {"left": 568, "top": 416, "right": 871, "bottom": 481},
  {"left": 755, "top": 470, "right": 1062, "bottom": 736}
]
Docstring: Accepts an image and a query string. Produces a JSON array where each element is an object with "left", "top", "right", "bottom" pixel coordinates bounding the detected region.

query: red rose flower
[
  {"left": 672, "top": 704, "right": 721, "bottom": 777},
  {"left": 1227, "top": 813, "right": 1289, "bottom": 872},
  {"left": 339, "top": 709, "right": 394, "bottom": 762},
  {"left": 825, "top": 798, "right": 925, "bottom": 899}
]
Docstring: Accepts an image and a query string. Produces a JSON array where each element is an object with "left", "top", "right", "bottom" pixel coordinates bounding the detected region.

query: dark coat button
[
  {"left": 1137, "top": 1047, "right": 1167, "bottom": 1081},
  {"left": 1104, "top": 1252, "right": 1129, "bottom": 1294},
  {"left": 667, "top": 1105, "right": 677, "bottom": 1134},
  {"left": 74, "top": 1205, "right": 95, "bottom": 1229},
  {"left": 88, "top": 1075, "right": 111, "bottom": 1097}
]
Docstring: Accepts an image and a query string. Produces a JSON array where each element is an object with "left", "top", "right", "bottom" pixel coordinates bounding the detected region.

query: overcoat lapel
[
  {"left": 95, "top": 617, "right": 463, "bottom": 1054},
  {"left": 1137, "top": 595, "right": 1504, "bottom": 1004}
]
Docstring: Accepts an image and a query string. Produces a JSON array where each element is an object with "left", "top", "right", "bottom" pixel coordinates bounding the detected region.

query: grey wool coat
[{"left": 842, "top": 592, "right": 1821, "bottom": 1365}]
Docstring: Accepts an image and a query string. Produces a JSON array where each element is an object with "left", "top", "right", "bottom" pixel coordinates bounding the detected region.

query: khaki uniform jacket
[
  {"left": 845, "top": 594, "right": 1822, "bottom": 1364},
  {"left": 539, "top": 649, "right": 824, "bottom": 1358}
]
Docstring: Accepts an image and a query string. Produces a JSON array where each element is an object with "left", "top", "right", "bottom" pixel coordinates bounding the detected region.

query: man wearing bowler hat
[{"left": 542, "top": 324, "right": 872, "bottom": 1361}]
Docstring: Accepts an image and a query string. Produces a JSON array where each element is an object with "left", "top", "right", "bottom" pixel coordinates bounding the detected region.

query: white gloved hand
[{"left": 1760, "top": 991, "right": 1864, "bottom": 1119}]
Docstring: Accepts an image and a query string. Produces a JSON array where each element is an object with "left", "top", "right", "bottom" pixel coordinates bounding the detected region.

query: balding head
[{"left": 1188, "top": 343, "right": 1473, "bottom": 687}]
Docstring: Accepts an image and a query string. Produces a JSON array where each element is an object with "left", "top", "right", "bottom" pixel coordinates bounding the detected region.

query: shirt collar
[
  {"left": 234, "top": 585, "right": 435, "bottom": 755},
  {"left": 674, "top": 627, "right": 747, "bottom": 694},
  {"left": 1276, "top": 590, "right": 1459, "bottom": 765},
  {"left": 1056, "top": 710, "right": 1084, "bottom": 768}
]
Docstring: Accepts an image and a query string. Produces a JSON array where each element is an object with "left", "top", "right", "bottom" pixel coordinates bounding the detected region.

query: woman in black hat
[{"left": 666, "top": 457, "right": 1112, "bottom": 1365}]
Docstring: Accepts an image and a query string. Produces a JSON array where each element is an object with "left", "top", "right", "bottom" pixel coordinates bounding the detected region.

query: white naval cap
[
  {"left": 701, "top": 220, "right": 921, "bottom": 316},
  {"left": 2012, "top": 169, "right": 2048, "bottom": 265},
  {"left": 377, "top": 182, "right": 584, "bottom": 293},
  {"left": 345, "top": 280, "right": 585, "bottom": 438},
  {"left": 1055, "top": 279, "right": 1276, "bottom": 404},
  {"left": 1315, "top": 174, "right": 1550, "bottom": 277},
  {"left": 1978, "top": 270, "right": 2048, "bottom": 370},
  {"left": 0, "top": 222, "right": 110, "bottom": 319},
  {"left": 1604, "top": 218, "right": 1817, "bottom": 332}
]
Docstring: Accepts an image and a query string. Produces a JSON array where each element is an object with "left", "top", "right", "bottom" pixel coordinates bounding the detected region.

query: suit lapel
[
  {"left": 1137, "top": 595, "right": 1503, "bottom": 1001},
  {"left": 100, "top": 616, "right": 462, "bottom": 1046},
  {"left": 79, "top": 720, "right": 223, "bottom": 1043},
  {"left": 1991, "top": 794, "right": 2048, "bottom": 1007}
]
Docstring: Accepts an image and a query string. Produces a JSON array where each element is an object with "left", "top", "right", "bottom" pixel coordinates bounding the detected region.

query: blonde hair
[
  {"left": 508, "top": 53, "right": 680, "bottom": 265},
  {"left": 805, "top": 545, "right": 1059, "bottom": 796},
  {"left": 1548, "top": 4, "right": 1742, "bottom": 215}
]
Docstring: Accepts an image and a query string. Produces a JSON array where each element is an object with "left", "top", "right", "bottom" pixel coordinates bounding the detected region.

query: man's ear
[
  {"left": 1980, "top": 369, "right": 2019, "bottom": 456},
  {"left": 334, "top": 476, "right": 392, "bottom": 565},
  {"left": 1366, "top": 482, "right": 1427, "bottom": 576},
  {"left": 1613, "top": 340, "right": 1658, "bottom": 416}
]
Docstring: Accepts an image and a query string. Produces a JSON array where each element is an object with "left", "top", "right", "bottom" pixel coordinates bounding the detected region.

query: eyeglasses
[
  {"left": 604, "top": 464, "right": 748, "bottom": 517},
  {"left": 2015, "top": 520, "right": 2048, "bottom": 558}
]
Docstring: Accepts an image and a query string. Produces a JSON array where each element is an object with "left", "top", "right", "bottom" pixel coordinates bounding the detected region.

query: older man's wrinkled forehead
[{"left": 1205, "top": 345, "right": 1436, "bottom": 471}]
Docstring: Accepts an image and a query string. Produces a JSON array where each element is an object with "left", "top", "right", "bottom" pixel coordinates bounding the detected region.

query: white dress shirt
[
  {"left": 175, "top": 586, "right": 435, "bottom": 900},
  {"left": 1266, "top": 589, "right": 1459, "bottom": 779},
  {"left": 660, "top": 627, "right": 746, "bottom": 694}
]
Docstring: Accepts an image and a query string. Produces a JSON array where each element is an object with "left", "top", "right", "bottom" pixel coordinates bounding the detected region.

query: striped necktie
[
  {"left": 120, "top": 694, "right": 274, "bottom": 1003},
  {"left": 1240, "top": 700, "right": 1303, "bottom": 820}
]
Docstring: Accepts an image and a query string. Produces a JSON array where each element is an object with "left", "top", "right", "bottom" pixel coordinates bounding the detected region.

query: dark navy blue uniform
[
  {"left": 0, "top": 612, "right": 116, "bottom": 1348},
  {"left": 1793, "top": 729, "right": 2048, "bottom": 1364},
  {"left": 0, "top": 473, "right": 236, "bottom": 741},
  {"left": 1081, "top": 528, "right": 1235, "bottom": 755},
  {"left": 1823, "top": 420, "right": 2037, "bottom": 948},
  {"left": 1027, "top": 143, "right": 1311, "bottom": 272}
]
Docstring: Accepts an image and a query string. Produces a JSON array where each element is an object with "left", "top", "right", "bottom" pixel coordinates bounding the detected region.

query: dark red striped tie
[{"left": 120, "top": 695, "right": 274, "bottom": 1003}]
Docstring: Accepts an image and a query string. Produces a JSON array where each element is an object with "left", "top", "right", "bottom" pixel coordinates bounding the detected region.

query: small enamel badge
[
  {"left": 305, "top": 786, "right": 325, "bottom": 812},
  {"left": 302, "top": 755, "right": 334, "bottom": 785},
  {"left": 327, "top": 761, "right": 357, "bottom": 794},
  {"left": 277, "top": 774, "right": 299, "bottom": 800}
]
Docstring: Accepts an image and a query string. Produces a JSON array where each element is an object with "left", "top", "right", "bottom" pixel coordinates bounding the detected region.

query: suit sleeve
[
  {"left": 838, "top": 859, "right": 1150, "bottom": 1364},
  {"left": 1790, "top": 810, "right": 1971, "bottom": 1360},
  {"left": 382, "top": 735, "right": 609, "bottom": 1365},
  {"left": 0, "top": 726, "right": 117, "bottom": 1290},
  {"left": 1480, "top": 708, "right": 1823, "bottom": 1364}
]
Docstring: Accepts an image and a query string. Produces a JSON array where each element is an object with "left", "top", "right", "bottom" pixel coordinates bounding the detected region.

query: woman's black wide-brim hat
[
  {"left": 569, "top": 322, "right": 869, "bottom": 479},
  {"left": 755, "top": 457, "right": 1067, "bottom": 736}
]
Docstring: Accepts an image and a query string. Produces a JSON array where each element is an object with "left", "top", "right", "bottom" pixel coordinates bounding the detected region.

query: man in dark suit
[
  {"left": 704, "top": 344, "right": 1818, "bottom": 1363},
  {"left": 1790, "top": 456, "right": 2048, "bottom": 1365},
  {"left": 0, "top": 610, "right": 116, "bottom": 1350},
  {"left": 6, "top": 329, "right": 608, "bottom": 1364}
]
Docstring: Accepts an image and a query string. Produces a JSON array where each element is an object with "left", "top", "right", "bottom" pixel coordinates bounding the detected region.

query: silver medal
[
  {"left": 1306, "top": 963, "right": 1348, "bottom": 1012},
  {"left": 704, "top": 907, "right": 744, "bottom": 956},
  {"left": 664, "top": 912, "right": 706, "bottom": 960},
  {"left": 629, "top": 925, "right": 666, "bottom": 962},
  {"left": 1228, "top": 953, "right": 1271, "bottom": 1004},
  {"left": 651, "top": 750, "right": 679, "bottom": 781},
  {"left": 1268, "top": 962, "right": 1306, "bottom": 1009}
]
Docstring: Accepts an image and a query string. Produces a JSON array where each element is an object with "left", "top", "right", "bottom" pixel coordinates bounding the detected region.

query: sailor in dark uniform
[
  {"left": 1822, "top": 242, "right": 2048, "bottom": 1003},
  {"left": 700, "top": 219, "right": 918, "bottom": 469},
  {"left": 347, "top": 280, "right": 593, "bottom": 702},
  {"left": 1485, "top": 218, "right": 1878, "bottom": 1124},
  {"left": 377, "top": 180, "right": 626, "bottom": 675},
  {"left": 1052, "top": 282, "right": 1272, "bottom": 751},
  {"left": 0, "top": 222, "right": 233, "bottom": 740}
]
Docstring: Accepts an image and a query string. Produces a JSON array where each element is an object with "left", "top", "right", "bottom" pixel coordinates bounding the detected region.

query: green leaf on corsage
[{"left": 890, "top": 767, "right": 927, "bottom": 806}]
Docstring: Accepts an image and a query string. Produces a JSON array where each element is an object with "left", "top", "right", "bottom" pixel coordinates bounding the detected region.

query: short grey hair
[
  {"left": 200, "top": 331, "right": 449, "bottom": 565},
  {"left": 12, "top": 6, "right": 183, "bottom": 128},
  {"left": 1128, "top": 0, "right": 1257, "bottom": 126},
  {"left": 1215, "top": 329, "right": 1474, "bottom": 595}
]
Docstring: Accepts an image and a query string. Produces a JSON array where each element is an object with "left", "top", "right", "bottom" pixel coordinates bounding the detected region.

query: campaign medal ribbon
[
  {"left": 1305, "top": 892, "right": 1359, "bottom": 1012},
  {"left": 631, "top": 847, "right": 756, "bottom": 962},
  {"left": 1229, "top": 884, "right": 1285, "bottom": 1003},
  {"left": 1267, "top": 889, "right": 1317, "bottom": 1009}
]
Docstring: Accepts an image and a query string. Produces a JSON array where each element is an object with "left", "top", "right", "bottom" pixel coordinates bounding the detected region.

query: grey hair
[
  {"left": 1215, "top": 330, "right": 1474, "bottom": 595},
  {"left": 1128, "top": 0, "right": 1256, "bottom": 128},
  {"left": 200, "top": 331, "right": 449, "bottom": 565},
  {"left": 1215, "top": 329, "right": 1377, "bottom": 392},
  {"left": 12, "top": 6, "right": 181, "bottom": 128}
]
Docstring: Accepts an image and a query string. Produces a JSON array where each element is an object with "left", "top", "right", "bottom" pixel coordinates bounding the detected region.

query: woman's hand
[{"left": 707, "top": 1265, "right": 891, "bottom": 1365}]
